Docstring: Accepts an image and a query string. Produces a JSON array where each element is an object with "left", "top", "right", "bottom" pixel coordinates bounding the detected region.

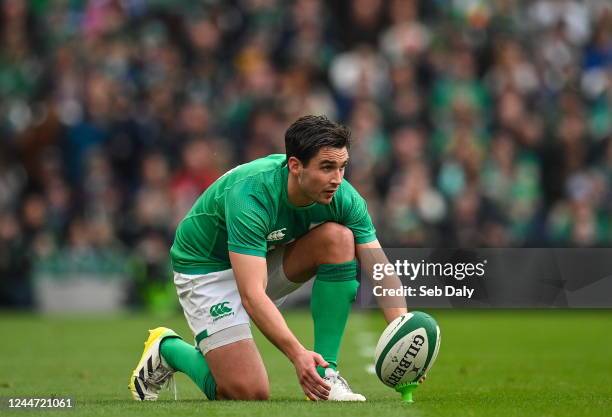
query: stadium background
[
  {"left": 0, "top": 2, "right": 611, "bottom": 416},
  {"left": 0, "top": 0, "right": 611, "bottom": 312}
]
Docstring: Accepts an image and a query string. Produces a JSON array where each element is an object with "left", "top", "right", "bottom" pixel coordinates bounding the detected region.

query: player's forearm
[
  {"left": 375, "top": 274, "right": 408, "bottom": 323},
  {"left": 360, "top": 258, "right": 408, "bottom": 323},
  {"left": 381, "top": 306, "right": 407, "bottom": 323},
  {"left": 241, "top": 291, "right": 305, "bottom": 361},
  {"left": 356, "top": 240, "right": 408, "bottom": 323}
]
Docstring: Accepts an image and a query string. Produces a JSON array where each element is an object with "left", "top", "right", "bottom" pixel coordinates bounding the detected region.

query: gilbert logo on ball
[{"left": 374, "top": 311, "right": 441, "bottom": 387}]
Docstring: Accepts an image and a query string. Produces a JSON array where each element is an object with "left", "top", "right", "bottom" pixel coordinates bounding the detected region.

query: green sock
[
  {"left": 160, "top": 337, "right": 217, "bottom": 400},
  {"left": 311, "top": 259, "right": 359, "bottom": 377}
]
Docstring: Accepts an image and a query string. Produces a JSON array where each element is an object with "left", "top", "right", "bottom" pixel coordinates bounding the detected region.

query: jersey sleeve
[
  {"left": 225, "top": 183, "right": 270, "bottom": 257},
  {"left": 338, "top": 182, "right": 377, "bottom": 244}
]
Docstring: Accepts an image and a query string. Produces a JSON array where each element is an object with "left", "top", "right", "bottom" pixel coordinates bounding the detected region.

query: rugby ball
[{"left": 374, "top": 311, "right": 441, "bottom": 387}]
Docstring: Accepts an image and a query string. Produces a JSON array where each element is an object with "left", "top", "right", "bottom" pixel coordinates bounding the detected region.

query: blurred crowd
[{"left": 0, "top": 0, "right": 611, "bottom": 308}]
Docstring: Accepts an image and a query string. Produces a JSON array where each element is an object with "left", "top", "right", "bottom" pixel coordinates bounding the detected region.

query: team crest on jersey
[{"left": 266, "top": 228, "right": 287, "bottom": 241}]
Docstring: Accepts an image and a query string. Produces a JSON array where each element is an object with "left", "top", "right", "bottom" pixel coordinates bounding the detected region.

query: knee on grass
[{"left": 217, "top": 380, "right": 270, "bottom": 401}]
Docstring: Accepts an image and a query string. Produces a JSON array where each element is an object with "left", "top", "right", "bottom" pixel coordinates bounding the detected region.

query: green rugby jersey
[{"left": 170, "top": 154, "right": 376, "bottom": 274}]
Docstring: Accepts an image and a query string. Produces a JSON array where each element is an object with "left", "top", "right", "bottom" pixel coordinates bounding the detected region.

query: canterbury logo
[
  {"left": 209, "top": 302, "right": 232, "bottom": 317},
  {"left": 266, "top": 228, "right": 287, "bottom": 241}
]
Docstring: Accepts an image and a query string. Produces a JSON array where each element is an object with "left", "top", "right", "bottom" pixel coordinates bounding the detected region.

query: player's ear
[{"left": 287, "top": 156, "right": 303, "bottom": 174}]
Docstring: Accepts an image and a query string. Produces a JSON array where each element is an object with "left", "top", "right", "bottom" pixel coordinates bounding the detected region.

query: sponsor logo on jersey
[
  {"left": 266, "top": 228, "right": 287, "bottom": 241},
  {"left": 210, "top": 301, "right": 233, "bottom": 320}
]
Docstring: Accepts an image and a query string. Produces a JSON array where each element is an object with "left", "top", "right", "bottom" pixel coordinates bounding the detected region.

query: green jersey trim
[
  {"left": 172, "top": 263, "right": 231, "bottom": 275},
  {"left": 227, "top": 244, "right": 268, "bottom": 257},
  {"left": 355, "top": 233, "right": 377, "bottom": 245},
  {"left": 195, "top": 329, "right": 208, "bottom": 344}
]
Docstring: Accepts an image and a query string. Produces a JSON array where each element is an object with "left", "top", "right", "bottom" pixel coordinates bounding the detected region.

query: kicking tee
[{"left": 170, "top": 154, "right": 376, "bottom": 274}]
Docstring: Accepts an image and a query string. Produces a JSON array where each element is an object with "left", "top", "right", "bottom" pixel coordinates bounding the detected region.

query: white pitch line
[{"left": 365, "top": 364, "right": 376, "bottom": 374}]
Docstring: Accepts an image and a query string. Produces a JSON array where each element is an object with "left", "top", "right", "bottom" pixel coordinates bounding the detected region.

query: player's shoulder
[
  {"left": 336, "top": 177, "right": 364, "bottom": 201},
  {"left": 241, "top": 154, "right": 287, "bottom": 171},
  {"left": 330, "top": 178, "right": 369, "bottom": 218},
  {"left": 222, "top": 154, "right": 286, "bottom": 199},
  {"left": 225, "top": 154, "right": 286, "bottom": 182}
]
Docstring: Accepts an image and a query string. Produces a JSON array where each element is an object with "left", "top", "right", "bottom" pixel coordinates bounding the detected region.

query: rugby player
[{"left": 129, "top": 115, "right": 407, "bottom": 401}]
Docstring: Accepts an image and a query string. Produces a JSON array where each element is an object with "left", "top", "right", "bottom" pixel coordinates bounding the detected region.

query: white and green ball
[{"left": 374, "top": 311, "right": 441, "bottom": 387}]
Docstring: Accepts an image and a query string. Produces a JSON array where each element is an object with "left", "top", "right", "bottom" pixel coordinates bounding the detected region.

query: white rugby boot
[
  {"left": 324, "top": 368, "right": 366, "bottom": 401},
  {"left": 128, "top": 327, "right": 179, "bottom": 401}
]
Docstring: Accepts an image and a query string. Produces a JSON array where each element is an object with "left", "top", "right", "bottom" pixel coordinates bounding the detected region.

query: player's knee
[
  {"left": 218, "top": 380, "right": 269, "bottom": 401},
  {"left": 233, "top": 385, "right": 269, "bottom": 401},
  {"left": 249, "top": 386, "right": 270, "bottom": 401},
  {"left": 314, "top": 222, "right": 355, "bottom": 264}
]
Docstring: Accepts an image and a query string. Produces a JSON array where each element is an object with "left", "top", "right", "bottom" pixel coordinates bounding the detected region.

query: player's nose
[{"left": 330, "top": 169, "right": 342, "bottom": 184}]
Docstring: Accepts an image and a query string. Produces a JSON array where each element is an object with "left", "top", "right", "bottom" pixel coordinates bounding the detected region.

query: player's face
[{"left": 297, "top": 146, "right": 349, "bottom": 205}]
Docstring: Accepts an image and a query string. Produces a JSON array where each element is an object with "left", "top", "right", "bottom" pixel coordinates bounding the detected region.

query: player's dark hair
[{"left": 285, "top": 115, "right": 351, "bottom": 166}]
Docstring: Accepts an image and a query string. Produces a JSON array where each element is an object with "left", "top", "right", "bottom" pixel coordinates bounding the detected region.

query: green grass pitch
[{"left": 1, "top": 310, "right": 611, "bottom": 417}]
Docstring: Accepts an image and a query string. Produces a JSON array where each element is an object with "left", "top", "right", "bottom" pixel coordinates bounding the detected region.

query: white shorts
[{"left": 174, "top": 246, "right": 306, "bottom": 354}]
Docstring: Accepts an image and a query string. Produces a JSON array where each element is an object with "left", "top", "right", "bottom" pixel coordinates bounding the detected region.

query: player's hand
[
  {"left": 418, "top": 374, "right": 427, "bottom": 384},
  {"left": 291, "top": 349, "right": 330, "bottom": 401}
]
